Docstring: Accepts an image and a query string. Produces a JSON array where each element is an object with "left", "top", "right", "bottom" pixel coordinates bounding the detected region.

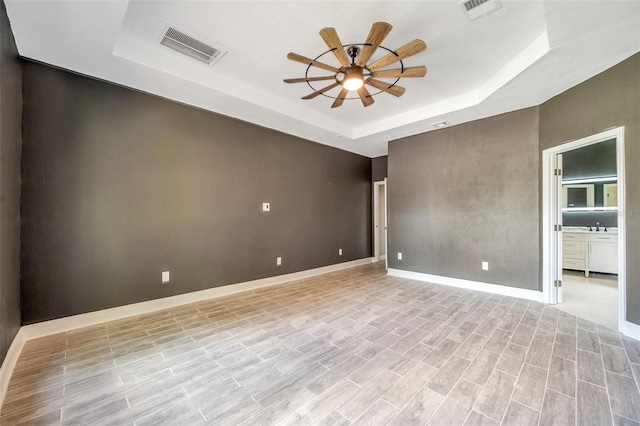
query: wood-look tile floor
[{"left": 3, "top": 262, "right": 640, "bottom": 425}]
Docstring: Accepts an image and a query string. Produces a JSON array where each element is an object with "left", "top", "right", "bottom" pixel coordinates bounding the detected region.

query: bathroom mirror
[
  {"left": 563, "top": 184, "right": 594, "bottom": 208},
  {"left": 562, "top": 178, "right": 617, "bottom": 210}
]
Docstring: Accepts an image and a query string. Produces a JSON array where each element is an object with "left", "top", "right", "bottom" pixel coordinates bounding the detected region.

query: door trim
[
  {"left": 542, "top": 127, "right": 626, "bottom": 332},
  {"left": 373, "top": 180, "right": 387, "bottom": 263}
]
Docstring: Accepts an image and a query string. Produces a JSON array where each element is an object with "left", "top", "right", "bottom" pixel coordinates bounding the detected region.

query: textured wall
[
  {"left": 388, "top": 108, "right": 540, "bottom": 290},
  {"left": 0, "top": 0, "right": 22, "bottom": 363},
  {"left": 371, "top": 156, "right": 388, "bottom": 182},
  {"left": 540, "top": 52, "right": 640, "bottom": 324},
  {"left": 20, "top": 63, "right": 371, "bottom": 324}
]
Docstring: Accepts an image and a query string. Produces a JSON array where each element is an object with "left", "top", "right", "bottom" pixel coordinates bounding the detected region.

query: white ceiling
[{"left": 5, "top": 1, "right": 640, "bottom": 157}]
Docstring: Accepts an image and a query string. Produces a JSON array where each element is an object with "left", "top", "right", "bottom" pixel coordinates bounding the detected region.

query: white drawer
[
  {"left": 563, "top": 249, "right": 585, "bottom": 260},
  {"left": 588, "top": 234, "right": 617, "bottom": 243},
  {"left": 563, "top": 258, "right": 586, "bottom": 269},
  {"left": 563, "top": 233, "right": 586, "bottom": 242},
  {"left": 563, "top": 241, "right": 585, "bottom": 251}
]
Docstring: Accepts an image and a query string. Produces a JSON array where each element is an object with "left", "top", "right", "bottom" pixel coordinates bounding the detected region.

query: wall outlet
[
  {"left": 482, "top": 261, "right": 489, "bottom": 271},
  {"left": 398, "top": 252, "right": 403, "bottom": 260},
  {"left": 262, "top": 203, "right": 270, "bottom": 212},
  {"left": 276, "top": 256, "right": 282, "bottom": 266},
  {"left": 161, "top": 271, "right": 170, "bottom": 283},
  {"left": 338, "top": 248, "right": 343, "bottom": 256}
]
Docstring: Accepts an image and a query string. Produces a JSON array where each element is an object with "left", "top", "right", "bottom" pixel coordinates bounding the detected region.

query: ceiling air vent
[
  {"left": 459, "top": 0, "right": 502, "bottom": 22},
  {"left": 159, "top": 24, "right": 227, "bottom": 66}
]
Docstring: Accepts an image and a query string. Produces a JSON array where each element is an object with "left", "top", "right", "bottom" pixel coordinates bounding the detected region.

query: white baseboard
[
  {"left": 387, "top": 268, "right": 543, "bottom": 302},
  {"left": 21, "top": 257, "right": 374, "bottom": 341},
  {"left": 0, "top": 328, "right": 26, "bottom": 410},
  {"left": 623, "top": 321, "right": 640, "bottom": 341}
]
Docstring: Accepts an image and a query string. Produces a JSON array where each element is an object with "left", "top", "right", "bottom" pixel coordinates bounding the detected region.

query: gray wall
[
  {"left": 387, "top": 52, "right": 639, "bottom": 324},
  {"left": 388, "top": 107, "right": 540, "bottom": 290},
  {"left": 0, "top": 0, "right": 22, "bottom": 363},
  {"left": 540, "top": 52, "right": 640, "bottom": 324},
  {"left": 372, "top": 156, "right": 387, "bottom": 182},
  {"left": 20, "top": 62, "right": 372, "bottom": 324}
]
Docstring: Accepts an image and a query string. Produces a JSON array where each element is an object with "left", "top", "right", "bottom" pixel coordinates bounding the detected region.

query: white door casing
[
  {"left": 373, "top": 180, "right": 387, "bottom": 264},
  {"left": 542, "top": 127, "right": 626, "bottom": 332}
]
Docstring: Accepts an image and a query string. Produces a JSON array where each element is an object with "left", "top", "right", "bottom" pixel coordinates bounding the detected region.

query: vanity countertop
[{"left": 563, "top": 226, "right": 618, "bottom": 234}]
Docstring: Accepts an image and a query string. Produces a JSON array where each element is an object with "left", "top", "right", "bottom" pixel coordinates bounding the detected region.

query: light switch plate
[{"left": 262, "top": 203, "right": 270, "bottom": 212}]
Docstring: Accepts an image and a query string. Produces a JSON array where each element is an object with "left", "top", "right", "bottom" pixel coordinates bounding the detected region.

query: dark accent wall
[
  {"left": 388, "top": 107, "right": 540, "bottom": 290},
  {"left": 0, "top": 0, "right": 22, "bottom": 363},
  {"left": 562, "top": 138, "right": 617, "bottom": 228},
  {"left": 562, "top": 138, "right": 616, "bottom": 180},
  {"left": 372, "top": 156, "right": 387, "bottom": 182},
  {"left": 20, "top": 62, "right": 372, "bottom": 324},
  {"left": 540, "top": 52, "right": 640, "bottom": 324}
]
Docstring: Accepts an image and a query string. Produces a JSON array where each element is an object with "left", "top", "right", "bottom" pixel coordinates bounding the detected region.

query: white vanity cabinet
[
  {"left": 562, "top": 231, "right": 618, "bottom": 276},
  {"left": 562, "top": 232, "right": 587, "bottom": 274},
  {"left": 588, "top": 233, "right": 618, "bottom": 274}
]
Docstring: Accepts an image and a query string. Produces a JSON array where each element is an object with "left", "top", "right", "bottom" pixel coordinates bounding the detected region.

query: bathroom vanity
[{"left": 562, "top": 228, "right": 618, "bottom": 276}]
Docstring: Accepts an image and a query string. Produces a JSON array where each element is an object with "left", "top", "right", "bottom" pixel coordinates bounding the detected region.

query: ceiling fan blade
[
  {"left": 302, "top": 82, "right": 340, "bottom": 100},
  {"left": 284, "top": 76, "right": 336, "bottom": 84},
  {"left": 356, "top": 22, "right": 393, "bottom": 67},
  {"left": 367, "top": 40, "right": 427, "bottom": 71},
  {"left": 357, "top": 86, "right": 374, "bottom": 107},
  {"left": 367, "top": 79, "right": 406, "bottom": 97},
  {"left": 319, "top": 27, "right": 351, "bottom": 67},
  {"left": 287, "top": 52, "right": 340, "bottom": 73},
  {"left": 331, "top": 88, "right": 349, "bottom": 108},
  {"left": 370, "top": 66, "right": 427, "bottom": 79}
]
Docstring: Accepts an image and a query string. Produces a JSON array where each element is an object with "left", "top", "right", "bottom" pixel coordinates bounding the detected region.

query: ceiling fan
[{"left": 284, "top": 22, "right": 427, "bottom": 108}]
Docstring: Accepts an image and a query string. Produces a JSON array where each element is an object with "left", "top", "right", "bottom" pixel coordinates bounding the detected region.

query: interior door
[{"left": 553, "top": 153, "right": 564, "bottom": 303}]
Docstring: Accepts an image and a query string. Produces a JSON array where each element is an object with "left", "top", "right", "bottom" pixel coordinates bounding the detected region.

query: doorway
[
  {"left": 542, "top": 127, "right": 626, "bottom": 331},
  {"left": 373, "top": 179, "right": 387, "bottom": 268}
]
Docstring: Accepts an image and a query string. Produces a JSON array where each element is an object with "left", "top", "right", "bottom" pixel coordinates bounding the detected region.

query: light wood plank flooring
[{"left": 2, "top": 262, "right": 640, "bottom": 425}]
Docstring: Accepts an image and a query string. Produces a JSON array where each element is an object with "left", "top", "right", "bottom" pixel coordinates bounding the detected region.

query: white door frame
[
  {"left": 542, "top": 127, "right": 626, "bottom": 332},
  {"left": 373, "top": 179, "right": 388, "bottom": 264}
]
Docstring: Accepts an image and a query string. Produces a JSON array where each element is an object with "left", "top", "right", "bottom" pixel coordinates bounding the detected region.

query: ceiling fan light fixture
[{"left": 342, "top": 67, "right": 364, "bottom": 91}]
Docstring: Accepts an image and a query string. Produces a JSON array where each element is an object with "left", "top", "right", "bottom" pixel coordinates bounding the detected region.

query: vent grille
[
  {"left": 159, "top": 25, "right": 227, "bottom": 66},
  {"left": 462, "top": 0, "right": 489, "bottom": 11},
  {"left": 459, "top": 0, "right": 502, "bottom": 21}
]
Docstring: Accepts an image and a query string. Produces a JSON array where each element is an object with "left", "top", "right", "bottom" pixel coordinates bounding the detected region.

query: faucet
[{"left": 596, "top": 222, "right": 600, "bottom": 232}]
